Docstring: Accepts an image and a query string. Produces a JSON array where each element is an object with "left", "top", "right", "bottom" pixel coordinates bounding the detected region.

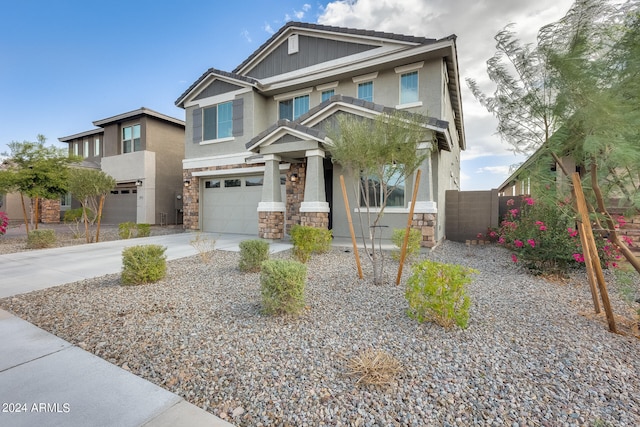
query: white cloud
[
  {"left": 264, "top": 23, "right": 274, "bottom": 35},
  {"left": 303, "top": 3, "right": 311, "bottom": 12},
  {"left": 241, "top": 29, "right": 252, "bottom": 43},
  {"left": 476, "top": 165, "right": 511, "bottom": 175},
  {"left": 317, "top": 0, "right": 575, "bottom": 188}
]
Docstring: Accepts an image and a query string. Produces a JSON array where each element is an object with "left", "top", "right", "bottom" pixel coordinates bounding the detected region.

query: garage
[
  {"left": 201, "top": 175, "right": 266, "bottom": 234},
  {"left": 101, "top": 186, "right": 137, "bottom": 225}
]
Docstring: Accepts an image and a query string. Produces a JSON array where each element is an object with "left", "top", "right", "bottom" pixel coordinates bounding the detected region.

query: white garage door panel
[
  {"left": 102, "top": 188, "right": 137, "bottom": 225},
  {"left": 201, "top": 177, "right": 262, "bottom": 234}
]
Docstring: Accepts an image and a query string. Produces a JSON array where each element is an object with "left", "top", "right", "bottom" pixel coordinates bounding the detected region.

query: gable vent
[{"left": 288, "top": 34, "right": 299, "bottom": 55}]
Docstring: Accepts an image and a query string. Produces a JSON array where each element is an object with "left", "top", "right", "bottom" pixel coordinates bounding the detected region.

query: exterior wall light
[
  {"left": 135, "top": 180, "right": 143, "bottom": 186},
  {"left": 184, "top": 180, "right": 190, "bottom": 187},
  {"left": 290, "top": 174, "right": 298, "bottom": 182}
]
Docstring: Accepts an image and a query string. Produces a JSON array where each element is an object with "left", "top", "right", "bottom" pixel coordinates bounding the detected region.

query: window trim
[
  {"left": 83, "top": 139, "right": 89, "bottom": 158},
  {"left": 94, "top": 138, "right": 100, "bottom": 157},
  {"left": 278, "top": 94, "right": 310, "bottom": 121},
  {"left": 356, "top": 81, "right": 374, "bottom": 102},
  {"left": 122, "top": 124, "right": 141, "bottom": 154},
  {"left": 399, "top": 70, "right": 420, "bottom": 106}
]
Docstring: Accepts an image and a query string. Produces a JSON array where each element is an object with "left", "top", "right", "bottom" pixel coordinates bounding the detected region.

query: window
[
  {"left": 357, "top": 81, "right": 373, "bottom": 102},
  {"left": 205, "top": 180, "right": 220, "bottom": 188},
  {"left": 83, "top": 139, "right": 89, "bottom": 158},
  {"left": 94, "top": 138, "right": 100, "bottom": 156},
  {"left": 321, "top": 89, "right": 335, "bottom": 102},
  {"left": 359, "top": 166, "right": 405, "bottom": 208},
  {"left": 224, "top": 178, "right": 241, "bottom": 188},
  {"left": 203, "top": 102, "right": 233, "bottom": 141},
  {"left": 400, "top": 71, "right": 419, "bottom": 104},
  {"left": 60, "top": 192, "right": 71, "bottom": 208},
  {"left": 245, "top": 177, "right": 263, "bottom": 186},
  {"left": 73, "top": 142, "right": 79, "bottom": 156},
  {"left": 122, "top": 124, "right": 141, "bottom": 153},
  {"left": 279, "top": 95, "right": 309, "bottom": 120}
]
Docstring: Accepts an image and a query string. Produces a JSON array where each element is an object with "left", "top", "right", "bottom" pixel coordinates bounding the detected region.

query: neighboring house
[
  {"left": 59, "top": 108, "right": 185, "bottom": 225},
  {"left": 176, "top": 22, "right": 466, "bottom": 247},
  {"left": 497, "top": 145, "right": 581, "bottom": 197}
]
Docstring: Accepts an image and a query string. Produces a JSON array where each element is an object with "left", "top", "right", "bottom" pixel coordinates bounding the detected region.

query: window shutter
[
  {"left": 232, "top": 98, "right": 244, "bottom": 137},
  {"left": 192, "top": 107, "right": 202, "bottom": 143}
]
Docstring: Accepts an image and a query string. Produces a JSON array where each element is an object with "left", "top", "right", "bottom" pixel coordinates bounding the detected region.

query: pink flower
[
  {"left": 539, "top": 225, "right": 546, "bottom": 231},
  {"left": 535, "top": 221, "right": 544, "bottom": 225},
  {"left": 524, "top": 197, "right": 534, "bottom": 206},
  {"left": 506, "top": 198, "right": 515, "bottom": 206},
  {"left": 477, "top": 233, "right": 483, "bottom": 239},
  {"left": 509, "top": 209, "right": 519, "bottom": 217},
  {"left": 567, "top": 227, "right": 579, "bottom": 238},
  {"left": 527, "top": 239, "right": 536, "bottom": 248},
  {"left": 489, "top": 231, "right": 497, "bottom": 238},
  {"left": 498, "top": 236, "right": 506, "bottom": 245},
  {"left": 572, "top": 253, "right": 585, "bottom": 263},
  {"left": 511, "top": 254, "right": 518, "bottom": 263},
  {"left": 514, "top": 239, "right": 524, "bottom": 248}
]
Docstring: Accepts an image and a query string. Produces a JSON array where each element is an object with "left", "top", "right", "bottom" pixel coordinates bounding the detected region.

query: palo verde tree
[
  {"left": 328, "top": 111, "right": 429, "bottom": 285},
  {"left": 67, "top": 168, "right": 116, "bottom": 243},
  {"left": 468, "top": 0, "right": 640, "bottom": 274},
  {"left": 0, "top": 135, "right": 78, "bottom": 232}
]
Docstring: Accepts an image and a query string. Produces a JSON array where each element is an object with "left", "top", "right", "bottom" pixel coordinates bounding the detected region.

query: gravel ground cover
[{"left": 1, "top": 239, "right": 639, "bottom": 426}]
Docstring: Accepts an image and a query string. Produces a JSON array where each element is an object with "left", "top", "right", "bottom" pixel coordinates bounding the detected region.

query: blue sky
[{"left": 1, "top": 0, "right": 575, "bottom": 190}]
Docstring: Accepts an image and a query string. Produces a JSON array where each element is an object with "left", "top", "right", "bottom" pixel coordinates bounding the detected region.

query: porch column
[
  {"left": 257, "top": 154, "right": 285, "bottom": 239},
  {"left": 411, "top": 145, "right": 437, "bottom": 248},
  {"left": 300, "top": 149, "right": 329, "bottom": 229}
]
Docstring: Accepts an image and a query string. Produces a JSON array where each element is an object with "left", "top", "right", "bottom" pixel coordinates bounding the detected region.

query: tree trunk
[
  {"left": 95, "top": 195, "right": 105, "bottom": 243},
  {"left": 20, "top": 193, "right": 29, "bottom": 234},
  {"left": 34, "top": 196, "right": 39, "bottom": 229},
  {"left": 590, "top": 161, "right": 640, "bottom": 275},
  {"left": 82, "top": 204, "right": 91, "bottom": 243}
]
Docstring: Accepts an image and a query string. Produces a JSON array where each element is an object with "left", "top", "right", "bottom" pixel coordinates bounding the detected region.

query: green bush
[
  {"left": 119, "top": 222, "right": 136, "bottom": 239},
  {"left": 26, "top": 229, "right": 57, "bottom": 249},
  {"left": 261, "top": 259, "right": 307, "bottom": 315},
  {"left": 405, "top": 260, "right": 475, "bottom": 329},
  {"left": 121, "top": 244, "right": 167, "bottom": 285},
  {"left": 289, "top": 224, "right": 332, "bottom": 263},
  {"left": 136, "top": 223, "right": 151, "bottom": 237},
  {"left": 391, "top": 228, "right": 422, "bottom": 263},
  {"left": 239, "top": 239, "right": 270, "bottom": 272}
]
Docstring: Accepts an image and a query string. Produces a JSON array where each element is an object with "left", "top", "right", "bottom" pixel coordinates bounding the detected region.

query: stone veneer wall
[
  {"left": 285, "top": 163, "right": 305, "bottom": 234},
  {"left": 258, "top": 211, "right": 284, "bottom": 239},
  {"left": 300, "top": 212, "right": 329, "bottom": 229},
  {"left": 412, "top": 212, "right": 437, "bottom": 248},
  {"left": 182, "top": 163, "right": 265, "bottom": 230},
  {"left": 40, "top": 199, "right": 61, "bottom": 224}
]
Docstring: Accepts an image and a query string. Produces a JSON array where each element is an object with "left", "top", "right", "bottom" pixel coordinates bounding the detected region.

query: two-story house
[
  {"left": 176, "top": 22, "right": 466, "bottom": 247},
  {"left": 59, "top": 108, "right": 185, "bottom": 225}
]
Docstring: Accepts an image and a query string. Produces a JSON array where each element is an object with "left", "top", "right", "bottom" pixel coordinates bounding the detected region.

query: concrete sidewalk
[{"left": 0, "top": 232, "right": 292, "bottom": 427}]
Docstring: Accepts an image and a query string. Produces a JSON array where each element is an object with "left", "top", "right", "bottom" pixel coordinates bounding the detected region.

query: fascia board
[
  {"left": 181, "top": 73, "right": 256, "bottom": 107},
  {"left": 259, "top": 40, "right": 454, "bottom": 93},
  {"left": 247, "top": 126, "right": 326, "bottom": 152},
  {"left": 184, "top": 87, "right": 252, "bottom": 109},
  {"left": 300, "top": 102, "right": 381, "bottom": 127}
]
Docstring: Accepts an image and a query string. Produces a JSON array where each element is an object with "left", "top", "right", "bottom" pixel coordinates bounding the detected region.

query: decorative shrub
[
  {"left": 0, "top": 211, "right": 8, "bottom": 236},
  {"left": 261, "top": 259, "right": 307, "bottom": 315},
  {"left": 239, "top": 239, "right": 270, "bottom": 272},
  {"left": 118, "top": 222, "right": 151, "bottom": 239},
  {"left": 121, "top": 244, "right": 167, "bottom": 285},
  {"left": 136, "top": 223, "right": 151, "bottom": 237},
  {"left": 26, "top": 229, "right": 56, "bottom": 249},
  {"left": 190, "top": 232, "right": 216, "bottom": 263},
  {"left": 405, "top": 260, "right": 475, "bottom": 329},
  {"left": 346, "top": 349, "right": 402, "bottom": 386},
  {"left": 289, "top": 224, "right": 332, "bottom": 263},
  {"left": 118, "top": 222, "right": 136, "bottom": 239},
  {"left": 391, "top": 227, "right": 422, "bottom": 263},
  {"left": 63, "top": 208, "right": 91, "bottom": 239}
]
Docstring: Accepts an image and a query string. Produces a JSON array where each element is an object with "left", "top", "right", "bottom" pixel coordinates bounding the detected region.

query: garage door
[
  {"left": 201, "top": 175, "right": 265, "bottom": 234},
  {"left": 101, "top": 186, "right": 137, "bottom": 225}
]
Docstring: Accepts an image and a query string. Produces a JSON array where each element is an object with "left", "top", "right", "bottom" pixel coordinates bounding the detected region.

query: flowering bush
[
  {"left": 498, "top": 197, "right": 626, "bottom": 274},
  {"left": 0, "top": 211, "right": 8, "bottom": 236}
]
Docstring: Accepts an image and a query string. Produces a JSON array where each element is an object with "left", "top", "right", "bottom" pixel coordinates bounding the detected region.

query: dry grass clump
[
  {"left": 190, "top": 233, "right": 216, "bottom": 263},
  {"left": 346, "top": 349, "right": 402, "bottom": 385}
]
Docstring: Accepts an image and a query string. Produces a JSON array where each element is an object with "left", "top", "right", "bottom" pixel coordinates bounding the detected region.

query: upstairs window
[
  {"left": 94, "top": 138, "right": 101, "bottom": 156},
  {"left": 400, "top": 71, "right": 419, "bottom": 104},
  {"left": 279, "top": 95, "right": 309, "bottom": 121},
  {"left": 203, "top": 102, "right": 233, "bottom": 141},
  {"left": 83, "top": 139, "right": 89, "bottom": 158},
  {"left": 357, "top": 81, "right": 373, "bottom": 102},
  {"left": 73, "top": 142, "right": 79, "bottom": 156},
  {"left": 321, "top": 89, "right": 335, "bottom": 102},
  {"left": 122, "top": 124, "right": 141, "bottom": 153}
]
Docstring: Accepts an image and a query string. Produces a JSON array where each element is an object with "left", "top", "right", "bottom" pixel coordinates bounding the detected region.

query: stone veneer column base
[
  {"left": 258, "top": 211, "right": 284, "bottom": 239},
  {"left": 412, "top": 212, "right": 436, "bottom": 248},
  {"left": 300, "top": 212, "right": 329, "bottom": 229},
  {"left": 40, "top": 199, "right": 61, "bottom": 223}
]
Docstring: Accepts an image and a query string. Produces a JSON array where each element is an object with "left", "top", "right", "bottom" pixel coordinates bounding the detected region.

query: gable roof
[
  {"left": 175, "top": 68, "right": 259, "bottom": 108},
  {"left": 92, "top": 107, "right": 184, "bottom": 128},
  {"left": 233, "top": 21, "right": 445, "bottom": 76}
]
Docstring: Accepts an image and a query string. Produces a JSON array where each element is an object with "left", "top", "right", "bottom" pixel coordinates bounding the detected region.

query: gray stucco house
[
  {"left": 59, "top": 108, "right": 185, "bottom": 225},
  {"left": 176, "top": 22, "right": 466, "bottom": 247}
]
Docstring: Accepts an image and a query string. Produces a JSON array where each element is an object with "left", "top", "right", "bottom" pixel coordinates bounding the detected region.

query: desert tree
[
  {"left": 328, "top": 111, "right": 429, "bottom": 285},
  {"left": 67, "top": 167, "right": 116, "bottom": 243}
]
